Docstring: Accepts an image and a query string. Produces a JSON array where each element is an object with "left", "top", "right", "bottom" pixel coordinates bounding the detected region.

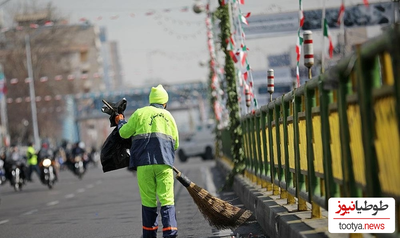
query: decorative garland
[{"left": 216, "top": 0, "right": 245, "bottom": 187}]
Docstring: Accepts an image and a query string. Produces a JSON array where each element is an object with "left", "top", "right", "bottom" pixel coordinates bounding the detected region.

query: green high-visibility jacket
[
  {"left": 118, "top": 104, "right": 179, "bottom": 169},
  {"left": 27, "top": 146, "right": 38, "bottom": 165}
]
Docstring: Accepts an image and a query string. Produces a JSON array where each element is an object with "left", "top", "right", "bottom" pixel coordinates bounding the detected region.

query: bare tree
[{"left": 0, "top": 1, "right": 84, "bottom": 145}]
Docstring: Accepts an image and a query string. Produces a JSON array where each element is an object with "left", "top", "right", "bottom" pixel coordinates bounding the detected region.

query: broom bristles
[{"left": 186, "top": 181, "right": 253, "bottom": 230}]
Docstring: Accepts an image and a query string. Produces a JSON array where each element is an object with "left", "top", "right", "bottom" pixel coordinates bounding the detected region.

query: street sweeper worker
[{"left": 114, "top": 84, "right": 179, "bottom": 238}]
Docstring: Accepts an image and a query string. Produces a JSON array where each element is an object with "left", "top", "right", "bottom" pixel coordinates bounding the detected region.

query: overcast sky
[{"left": 2, "top": 0, "right": 390, "bottom": 88}]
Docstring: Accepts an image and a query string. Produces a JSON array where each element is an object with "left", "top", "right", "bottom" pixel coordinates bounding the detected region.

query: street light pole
[{"left": 25, "top": 34, "right": 40, "bottom": 149}]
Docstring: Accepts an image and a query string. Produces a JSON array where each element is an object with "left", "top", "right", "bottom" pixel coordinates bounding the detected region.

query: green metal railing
[{"left": 220, "top": 23, "right": 400, "bottom": 229}]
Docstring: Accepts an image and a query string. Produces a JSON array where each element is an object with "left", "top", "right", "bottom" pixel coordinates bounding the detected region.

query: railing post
[
  {"left": 305, "top": 82, "right": 321, "bottom": 218},
  {"left": 268, "top": 107, "right": 279, "bottom": 195},
  {"left": 274, "top": 103, "right": 283, "bottom": 188},
  {"left": 355, "top": 45, "right": 381, "bottom": 197},
  {"left": 320, "top": 75, "right": 340, "bottom": 207},
  {"left": 282, "top": 96, "right": 295, "bottom": 204},
  {"left": 250, "top": 113, "right": 258, "bottom": 183},
  {"left": 261, "top": 106, "right": 273, "bottom": 190},
  {"left": 255, "top": 110, "right": 263, "bottom": 184},
  {"left": 294, "top": 92, "right": 307, "bottom": 211}
]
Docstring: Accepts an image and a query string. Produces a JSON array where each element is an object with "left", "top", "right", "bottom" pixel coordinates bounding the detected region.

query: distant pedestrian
[{"left": 27, "top": 142, "right": 40, "bottom": 182}]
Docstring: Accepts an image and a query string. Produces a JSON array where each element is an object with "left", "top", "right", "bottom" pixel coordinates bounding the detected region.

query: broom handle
[
  {"left": 102, "top": 99, "right": 117, "bottom": 112},
  {"left": 172, "top": 166, "right": 180, "bottom": 175}
]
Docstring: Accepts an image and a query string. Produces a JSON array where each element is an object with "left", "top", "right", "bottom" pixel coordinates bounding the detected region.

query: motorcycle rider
[
  {"left": 38, "top": 142, "right": 58, "bottom": 181},
  {"left": 4, "top": 145, "right": 27, "bottom": 184},
  {"left": 26, "top": 142, "right": 40, "bottom": 182},
  {"left": 71, "top": 141, "right": 87, "bottom": 171}
]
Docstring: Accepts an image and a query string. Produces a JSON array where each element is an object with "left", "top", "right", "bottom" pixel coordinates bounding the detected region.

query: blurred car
[{"left": 177, "top": 124, "right": 215, "bottom": 162}]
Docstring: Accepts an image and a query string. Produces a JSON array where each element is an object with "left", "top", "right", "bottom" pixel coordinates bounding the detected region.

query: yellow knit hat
[{"left": 149, "top": 84, "right": 169, "bottom": 104}]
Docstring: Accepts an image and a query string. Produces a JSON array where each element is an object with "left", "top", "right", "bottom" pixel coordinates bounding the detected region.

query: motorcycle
[
  {"left": 73, "top": 155, "right": 85, "bottom": 179},
  {"left": 40, "top": 158, "right": 56, "bottom": 189},
  {"left": 10, "top": 163, "right": 24, "bottom": 191}
]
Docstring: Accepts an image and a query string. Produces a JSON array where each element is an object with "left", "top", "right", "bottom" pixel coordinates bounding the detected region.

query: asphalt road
[{"left": 0, "top": 157, "right": 267, "bottom": 238}]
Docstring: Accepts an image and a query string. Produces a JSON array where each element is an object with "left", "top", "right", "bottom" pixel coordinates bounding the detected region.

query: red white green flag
[
  {"left": 240, "top": 12, "right": 251, "bottom": 25},
  {"left": 337, "top": 2, "right": 345, "bottom": 25},
  {"left": 299, "top": 0, "right": 304, "bottom": 27},
  {"left": 296, "top": 30, "right": 303, "bottom": 62},
  {"left": 323, "top": 18, "right": 334, "bottom": 58}
]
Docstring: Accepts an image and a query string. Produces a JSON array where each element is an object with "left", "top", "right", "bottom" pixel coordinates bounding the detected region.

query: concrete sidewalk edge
[{"left": 216, "top": 158, "right": 331, "bottom": 238}]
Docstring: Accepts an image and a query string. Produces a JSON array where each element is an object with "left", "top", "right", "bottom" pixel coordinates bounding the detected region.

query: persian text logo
[{"left": 328, "top": 197, "right": 395, "bottom": 233}]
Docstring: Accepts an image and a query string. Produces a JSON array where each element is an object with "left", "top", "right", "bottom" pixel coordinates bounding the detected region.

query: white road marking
[
  {"left": 86, "top": 184, "right": 94, "bottom": 189},
  {"left": 22, "top": 209, "right": 38, "bottom": 216},
  {"left": 47, "top": 201, "right": 59, "bottom": 206},
  {"left": 77, "top": 188, "right": 85, "bottom": 193},
  {"left": 0, "top": 220, "right": 9, "bottom": 225},
  {"left": 65, "top": 194, "right": 75, "bottom": 199}
]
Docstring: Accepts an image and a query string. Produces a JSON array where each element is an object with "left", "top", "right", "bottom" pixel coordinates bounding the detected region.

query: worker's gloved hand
[{"left": 114, "top": 113, "right": 124, "bottom": 125}]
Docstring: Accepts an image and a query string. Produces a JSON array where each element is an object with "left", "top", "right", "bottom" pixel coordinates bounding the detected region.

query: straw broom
[{"left": 172, "top": 166, "right": 252, "bottom": 230}]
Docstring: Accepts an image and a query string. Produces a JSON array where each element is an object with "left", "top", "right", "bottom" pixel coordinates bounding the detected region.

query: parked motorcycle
[
  {"left": 10, "top": 163, "right": 24, "bottom": 191},
  {"left": 40, "top": 158, "right": 56, "bottom": 189},
  {"left": 73, "top": 155, "right": 85, "bottom": 179}
]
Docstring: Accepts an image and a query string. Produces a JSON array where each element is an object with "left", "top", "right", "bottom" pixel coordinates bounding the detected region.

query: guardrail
[{"left": 220, "top": 23, "right": 400, "bottom": 231}]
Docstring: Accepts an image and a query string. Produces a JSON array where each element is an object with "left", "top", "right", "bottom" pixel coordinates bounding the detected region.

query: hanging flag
[
  {"left": 30, "top": 23, "right": 39, "bottom": 29},
  {"left": 299, "top": 0, "right": 304, "bottom": 27},
  {"left": 238, "top": 0, "right": 245, "bottom": 5},
  {"left": 295, "top": 30, "right": 303, "bottom": 87},
  {"left": 235, "top": 50, "right": 247, "bottom": 67},
  {"left": 243, "top": 71, "right": 248, "bottom": 81},
  {"left": 229, "top": 51, "right": 238, "bottom": 63},
  {"left": 67, "top": 75, "right": 75, "bottom": 81},
  {"left": 323, "top": 18, "right": 334, "bottom": 58},
  {"left": 240, "top": 12, "right": 251, "bottom": 25},
  {"left": 296, "top": 31, "right": 303, "bottom": 62},
  {"left": 296, "top": 63, "right": 300, "bottom": 87},
  {"left": 180, "top": 6, "right": 189, "bottom": 12},
  {"left": 230, "top": 35, "right": 235, "bottom": 47},
  {"left": 44, "top": 21, "right": 54, "bottom": 26},
  {"left": 337, "top": 3, "right": 345, "bottom": 25},
  {"left": 10, "top": 78, "right": 18, "bottom": 84},
  {"left": 363, "top": 0, "right": 369, "bottom": 7}
]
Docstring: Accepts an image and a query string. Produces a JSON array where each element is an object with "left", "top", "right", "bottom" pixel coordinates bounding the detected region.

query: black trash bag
[{"left": 100, "top": 127, "right": 132, "bottom": 173}]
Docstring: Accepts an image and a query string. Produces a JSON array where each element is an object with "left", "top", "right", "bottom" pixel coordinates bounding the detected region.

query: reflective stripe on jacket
[{"left": 118, "top": 104, "right": 179, "bottom": 169}]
